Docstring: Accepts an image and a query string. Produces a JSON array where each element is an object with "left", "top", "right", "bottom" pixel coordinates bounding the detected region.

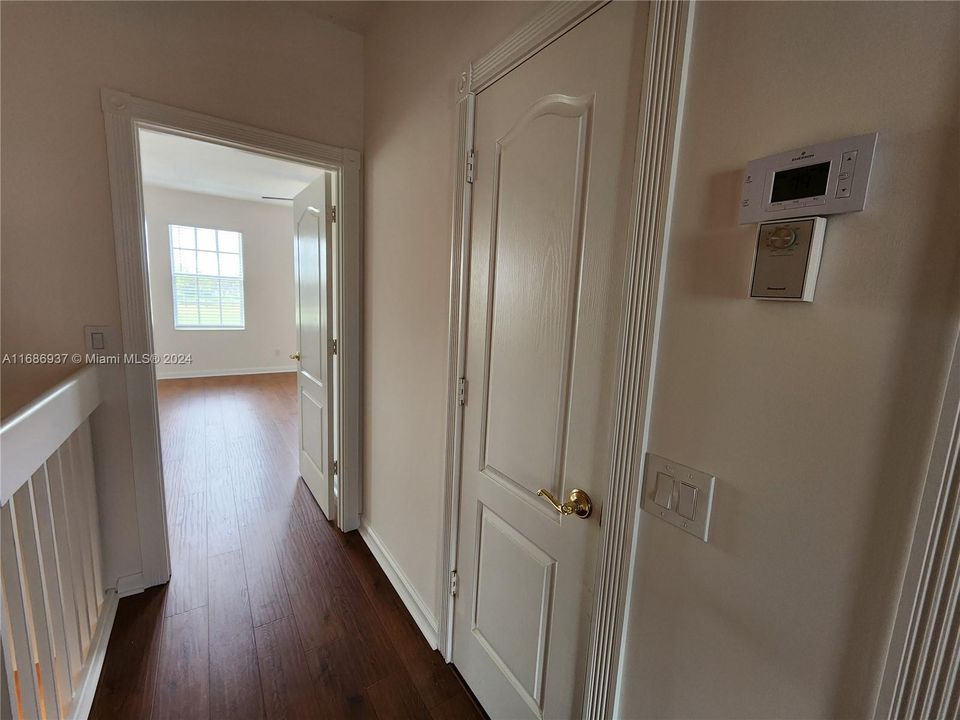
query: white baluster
[{"left": 1, "top": 502, "right": 41, "bottom": 719}]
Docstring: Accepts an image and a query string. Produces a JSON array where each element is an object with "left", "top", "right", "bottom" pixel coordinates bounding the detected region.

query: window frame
[{"left": 167, "top": 223, "right": 246, "bottom": 331}]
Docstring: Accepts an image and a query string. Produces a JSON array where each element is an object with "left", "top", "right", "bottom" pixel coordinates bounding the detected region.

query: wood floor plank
[
  {"left": 254, "top": 616, "right": 321, "bottom": 720},
  {"left": 206, "top": 482, "right": 240, "bottom": 557},
  {"left": 305, "top": 639, "right": 382, "bottom": 720},
  {"left": 342, "top": 532, "right": 462, "bottom": 709},
  {"left": 89, "top": 587, "right": 165, "bottom": 720},
  {"left": 366, "top": 670, "right": 432, "bottom": 720},
  {"left": 208, "top": 550, "right": 265, "bottom": 720},
  {"left": 274, "top": 521, "right": 349, "bottom": 650},
  {"left": 152, "top": 606, "right": 209, "bottom": 720},
  {"left": 428, "top": 691, "right": 486, "bottom": 720},
  {"left": 94, "top": 374, "right": 483, "bottom": 719},
  {"left": 240, "top": 519, "right": 292, "bottom": 627},
  {"left": 164, "top": 491, "right": 207, "bottom": 617}
]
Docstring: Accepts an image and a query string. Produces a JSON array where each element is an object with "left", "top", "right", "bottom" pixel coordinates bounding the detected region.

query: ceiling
[
  {"left": 138, "top": 129, "right": 324, "bottom": 205},
  {"left": 314, "top": 1, "right": 384, "bottom": 34}
]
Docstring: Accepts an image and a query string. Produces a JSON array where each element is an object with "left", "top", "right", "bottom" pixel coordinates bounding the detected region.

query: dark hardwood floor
[{"left": 90, "top": 373, "right": 483, "bottom": 720}]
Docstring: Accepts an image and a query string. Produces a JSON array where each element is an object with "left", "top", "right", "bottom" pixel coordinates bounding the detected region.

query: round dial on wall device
[{"left": 768, "top": 225, "right": 797, "bottom": 250}]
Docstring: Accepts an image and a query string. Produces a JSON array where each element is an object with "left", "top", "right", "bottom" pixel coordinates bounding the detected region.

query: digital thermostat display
[
  {"left": 739, "top": 132, "right": 877, "bottom": 224},
  {"left": 770, "top": 161, "right": 830, "bottom": 203}
]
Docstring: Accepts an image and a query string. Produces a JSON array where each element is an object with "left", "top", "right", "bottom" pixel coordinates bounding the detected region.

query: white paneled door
[
  {"left": 452, "top": 3, "right": 647, "bottom": 718},
  {"left": 293, "top": 174, "right": 336, "bottom": 520}
]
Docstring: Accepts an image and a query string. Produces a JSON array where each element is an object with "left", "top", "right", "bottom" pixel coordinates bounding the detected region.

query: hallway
[{"left": 89, "top": 374, "right": 482, "bottom": 719}]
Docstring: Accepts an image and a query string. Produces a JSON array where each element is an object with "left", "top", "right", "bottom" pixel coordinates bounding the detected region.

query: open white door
[
  {"left": 293, "top": 173, "right": 336, "bottom": 520},
  {"left": 452, "top": 3, "right": 646, "bottom": 718}
]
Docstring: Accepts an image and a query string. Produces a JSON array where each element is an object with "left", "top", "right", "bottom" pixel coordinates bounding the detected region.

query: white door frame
[
  {"left": 437, "top": 2, "right": 695, "bottom": 717},
  {"left": 875, "top": 323, "right": 960, "bottom": 719},
  {"left": 100, "top": 88, "right": 362, "bottom": 591}
]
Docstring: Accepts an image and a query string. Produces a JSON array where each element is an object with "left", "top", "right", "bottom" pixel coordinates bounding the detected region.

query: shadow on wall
[{"left": 688, "top": 169, "right": 756, "bottom": 300}]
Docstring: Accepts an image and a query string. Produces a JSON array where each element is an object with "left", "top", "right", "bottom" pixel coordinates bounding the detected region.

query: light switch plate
[
  {"left": 84, "top": 325, "right": 116, "bottom": 356},
  {"left": 641, "top": 453, "right": 716, "bottom": 542}
]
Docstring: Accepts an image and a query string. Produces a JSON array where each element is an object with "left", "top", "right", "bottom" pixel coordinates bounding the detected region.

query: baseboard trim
[
  {"left": 359, "top": 522, "right": 440, "bottom": 649},
  {"left": 114, "top": 572, "right": 146, "bottom": 598},
  {"left": 71, "top": 589, "right": 119, "bottom": 719},
  {"left": 155, "top": 366, "right": 296, "bottom": 380}
]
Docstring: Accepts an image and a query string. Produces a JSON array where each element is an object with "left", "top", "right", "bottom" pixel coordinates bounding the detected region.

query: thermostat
[
  {"left": 739, "top": 132, "right": 877, "bottom": 224},
  {"left": 750, "top": 217, "right": 825, "bottom": 302}
]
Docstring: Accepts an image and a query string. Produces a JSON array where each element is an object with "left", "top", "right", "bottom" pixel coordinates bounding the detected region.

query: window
[{"left": 169, "top": 224, "right": 245, "bottom": 329}]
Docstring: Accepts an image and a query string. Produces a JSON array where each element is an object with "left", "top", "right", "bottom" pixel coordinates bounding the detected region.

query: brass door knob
[
  {"left": 536, "top": 488, "right": 592, "bottom": 519},
  {"left": 290, "top": 352, "right": 301, "bottom": 361}
]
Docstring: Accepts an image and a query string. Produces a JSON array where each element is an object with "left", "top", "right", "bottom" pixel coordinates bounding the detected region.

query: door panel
[
  {"left": 300, "top": 388, "right": 325, "bottom": 477},
  {"left": 294, "top": 174, "right": 335, "bottom": 519},
  {"left": 473, "top": 505, "right": 556, "bottom": 712},
  {"left": 481, "top": 96, "right": 592, "bottom": 503},
  {"left": 453, "top": 4, "right": 647, "bottom": 718}
]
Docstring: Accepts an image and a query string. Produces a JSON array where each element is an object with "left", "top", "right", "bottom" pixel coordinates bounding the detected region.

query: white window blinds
[{"left": 169, "top": 224, "right": 245, "bottom": 329}]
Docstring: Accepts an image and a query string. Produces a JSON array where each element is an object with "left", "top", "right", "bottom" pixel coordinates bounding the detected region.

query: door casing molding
[
  {"left": 875, "top": 323, "right": 960, "bottom": 719},
  {"left": 437, "top": 2, "right": 696, "bottom": 717},
  {"left": 100, "top": 89, "right": 362, "bottom": 589}
]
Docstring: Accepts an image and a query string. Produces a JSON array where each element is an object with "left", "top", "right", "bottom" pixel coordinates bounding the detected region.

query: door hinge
[
  {"left": 327, "top": 205, "right": 337, "bottom": 223},
  {"left": 449, "top": 570, "right": 458, "bottom": 597},
  {"left": 331, "top": 459, "right": 339, "bottom": 476},
  {"left": 457, "top": 377, "right": 468, "bottom": 406},
  {"left": 465, "top": 149, "right": 475, "bottom": 184},
  {"left": 331, "top": 338, "right": 339, "bottom": 356}
]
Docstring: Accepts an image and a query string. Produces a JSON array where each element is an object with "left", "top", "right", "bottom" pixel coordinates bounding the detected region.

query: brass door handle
[
  {"left": 537, "top": 488, "right": 592, "bottom": 519},
  {"left": 290, "top": 352, "right": 301, "bottom": 361}
]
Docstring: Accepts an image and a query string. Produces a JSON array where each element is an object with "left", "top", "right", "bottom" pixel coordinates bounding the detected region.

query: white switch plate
[
  {"left": 84, "top": 325, "right": 116, "bottom": 356},
  {"left": 641, "top": 453, "right": 716, "bottom": 542}
]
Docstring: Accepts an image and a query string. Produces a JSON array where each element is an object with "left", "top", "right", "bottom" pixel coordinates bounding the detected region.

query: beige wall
[
  {"left": 363, "top": 1, "right": 544, "bottom": 622},
  {"left": 143, "top": 186, "right": 297, "bottom": 379},
  {"left": 618, "top": 2, "right": 960, "bottom": 718},
  {"left": 1, "top": 1, "right": 362, "bottom": 586}
]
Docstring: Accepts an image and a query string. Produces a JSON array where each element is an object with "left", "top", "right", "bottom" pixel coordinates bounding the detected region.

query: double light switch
[
  {"left": 654, "top": 472, "right": 698, "bottom": 520},
  {"left": 642, "top": 453, "right": 716, "bottom": 542}
]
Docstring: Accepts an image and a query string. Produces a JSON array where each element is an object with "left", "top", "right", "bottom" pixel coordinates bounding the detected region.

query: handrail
[{"left": 1, "top": 364, "right": 102, "bottom": 504}]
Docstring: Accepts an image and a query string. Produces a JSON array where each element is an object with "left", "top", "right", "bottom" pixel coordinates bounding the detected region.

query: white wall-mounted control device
[
  {"left": 739, "top": 132, "right": 877, "bottom": 224},
  {"left": 751, "top": 217, "right": 826, "bottom": 302},
  {"left": 740, "top": 132, "right": 877, "bottom": 302}
]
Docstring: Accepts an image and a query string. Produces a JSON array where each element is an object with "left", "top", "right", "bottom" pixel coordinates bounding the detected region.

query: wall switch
[
  {"left": 654, "top": 472, "right": 675, "bottom": 509},
  {"left": 84, "top": 325, "right": 116, "bottom": 356},
  {"left": 677, "top": 482, "right": 698, "bottom": 520},
  {"left": 641, "top": 453, "right": 716, "bottom": 542}
]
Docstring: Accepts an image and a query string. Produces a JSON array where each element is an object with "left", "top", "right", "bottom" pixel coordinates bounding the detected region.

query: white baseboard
[
  {"left": 155, "top": 365, "right": 296, "bottom": 380},
  {"left": 71, "top": 589, "right": 119, "bottom": 719},
  {"left": 114, "top": 572, "right": 146, "bottom": 598},
  {"left": 358, "top": 522, "right": 439, "bottom": 649}
]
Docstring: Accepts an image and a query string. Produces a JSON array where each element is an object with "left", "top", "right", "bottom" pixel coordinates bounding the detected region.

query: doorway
[
  {"left": 136, "top": 128, "right": 338, "bottom": 613},
  {"left": 100, "top": 89, "right": 363, "bottom": 590}
]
